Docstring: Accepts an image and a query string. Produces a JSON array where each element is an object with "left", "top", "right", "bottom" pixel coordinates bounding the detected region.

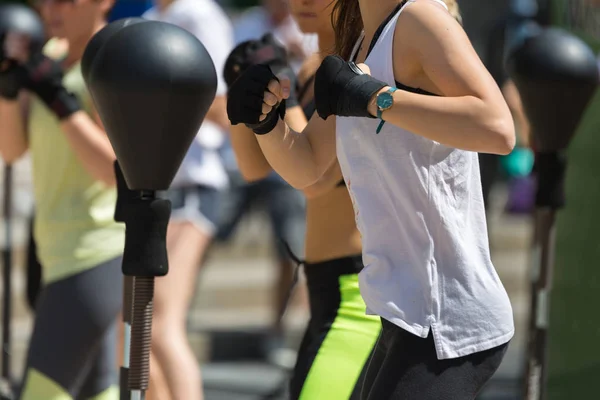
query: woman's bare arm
[
  {"left": 0, "top": 94, "right": 29, "bottom": 163},
  {"left": 367, "top": 2, "right": 515, "bottom": 155},
  {"left": 254, "top": 107, "right": 337, "bottom": 190},
  {"left": 59, "top": 108, "right": 117, "bottom": 186}
]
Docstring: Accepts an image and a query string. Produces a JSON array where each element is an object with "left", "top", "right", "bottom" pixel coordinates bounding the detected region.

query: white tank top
[{"left": 335, "top": 0, "right": 514, "bottom": 359}]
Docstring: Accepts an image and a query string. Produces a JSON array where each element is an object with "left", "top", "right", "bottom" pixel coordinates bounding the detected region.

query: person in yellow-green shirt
[{"left": 0, "top": 0, "right": 124, "bottom": 399}]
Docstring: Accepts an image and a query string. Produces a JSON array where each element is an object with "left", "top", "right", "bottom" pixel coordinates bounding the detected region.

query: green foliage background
[{"left": 547, "top": 1, "right": 600, "bottom": 398}]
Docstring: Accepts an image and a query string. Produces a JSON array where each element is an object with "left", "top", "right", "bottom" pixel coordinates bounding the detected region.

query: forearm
[
  {"left": 370, "top": 88, "right": 515, "bottom": 155},
  {"left": 254, "top": 119, "right": 322, "bottom": 189},
  {"left": 204, "top": 96, "right": 229, "bottom": 131},
  {"left": 229, "top": 124, "right": 272, "bottom": 182},
  {"left": 0, "top": 98, "right": 28, "bottom": 163},
  {"left": 60, "top": 111, "right": 116, "bottom": 186},
  {"left": 374, "top": 88, "right": 515, "bottom": 154}
]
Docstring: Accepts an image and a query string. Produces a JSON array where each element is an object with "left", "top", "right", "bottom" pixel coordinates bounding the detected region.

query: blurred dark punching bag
[
  {"left": 507, "top": 27, "right": 599, "bottom": 400},
  {"left": 83, "top": 19, "right": 217, "bottom": 398},
  {"left": 508, "top": 27, "right": 599, "bottom": 153}
]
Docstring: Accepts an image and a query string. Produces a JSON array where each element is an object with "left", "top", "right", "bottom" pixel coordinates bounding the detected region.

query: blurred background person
[
  {"left": 141, "top": 0, "right": 233, "bottom": 399},
  {"left": 22, "top": 0, "right": 69, "bottom": 314},
  {"left": 216, "top": 0, "right": 310, "bottom": 364},
  {"left": 222, "top": 0, "right": 391, "bottom": 394},
  {"left": 232, "top": 0, "right": 317, "bottom": 72},
  {"left": 0, "top": 0, "right": 125, "bottom": 398},
  {"left": 480, "top": 0, "right": 536, "bottom": 219}
]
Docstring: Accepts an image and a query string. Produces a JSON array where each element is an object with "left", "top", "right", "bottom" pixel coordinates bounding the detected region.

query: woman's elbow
[
  {"left": 100, "top": 171, "right": 117, "bottom": 187},
  {"left": 238, "top": 164, "right": 272, "bottom": 183},
  {"left": 0, "top": 145, "right": 28, "bottom": 165},
  {"left": 481, "top": 107, "right": 516, "bottom": 155}
]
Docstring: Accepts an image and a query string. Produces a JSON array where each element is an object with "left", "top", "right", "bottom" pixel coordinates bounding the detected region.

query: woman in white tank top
[{"left": 225, "top": 0, "right": 515, "bottom": 398}]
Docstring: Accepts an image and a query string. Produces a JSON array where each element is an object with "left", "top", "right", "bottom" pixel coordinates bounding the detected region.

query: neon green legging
[
  {"left": 290, "top": 258, "right": 382, "bottom": 400},
  {"left": 20, "top": 370, "right": 117, "bottom": 400}
]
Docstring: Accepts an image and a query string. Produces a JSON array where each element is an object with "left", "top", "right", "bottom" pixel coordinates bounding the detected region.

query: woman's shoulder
[{"left": 398, "top": 0, "right": 457, "bottom": 31}]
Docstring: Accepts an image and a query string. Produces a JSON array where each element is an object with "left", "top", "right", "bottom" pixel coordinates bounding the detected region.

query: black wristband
[
  {"left": 51, "top": 89, "right": 81, "bottom": 120},
  {"left": 340, "top": 71, "right": 386, "bottom": 119},
  {"left": 247, "top": 100, "right": 286, "bottom": 135}
]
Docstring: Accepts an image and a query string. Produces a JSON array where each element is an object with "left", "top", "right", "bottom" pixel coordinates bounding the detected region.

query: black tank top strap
[
  {"left": 277, "top": 239, "right": 305, "bottom": 322},
  {"left": 297, "top": 73, "right": 316, "bottom": 103},
  {"left": 302, "top": 99, "right": 316, "bottom": 120},
  {"left": 362, "top": 1, "right": 438, "bottom": 98}
]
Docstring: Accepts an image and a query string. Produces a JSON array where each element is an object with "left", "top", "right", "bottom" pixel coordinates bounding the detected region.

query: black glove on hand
[
  {"left": 224, "top": 33, "right": 298, "bottom": 108},
  {"left": 0, "top": 61, "right": 26, "bottom": 100},
  {"left": 23, "top": 52, "right": 80, "bottom": 120},
  {"left": 227, "top": 63, "right": 286, "bottom": 135},
  {"left": 315, "top": 55, "right": 388, "bottom": 120}
]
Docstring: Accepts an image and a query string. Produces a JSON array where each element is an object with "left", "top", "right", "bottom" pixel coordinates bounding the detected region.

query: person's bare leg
[
  {"left": 147, "top": 351, "right": 171, "bottom": 400},
  {"left": 151, "top": 221, "right": 211, "bottom": 400}
]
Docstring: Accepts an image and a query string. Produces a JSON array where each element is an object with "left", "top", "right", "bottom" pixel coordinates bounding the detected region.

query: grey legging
[{"left": 19, "top": 256, "right": 123, "bottom": 399}]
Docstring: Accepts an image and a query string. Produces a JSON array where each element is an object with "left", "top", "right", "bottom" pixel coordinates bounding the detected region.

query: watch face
[{"left": 378, "top": 93, "right": 394, "bottom": 110}]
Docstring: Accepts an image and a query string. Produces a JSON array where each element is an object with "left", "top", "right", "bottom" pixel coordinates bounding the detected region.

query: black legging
[
  {"left": 25, "top": 216, "right": 43, "bottom": 311},
  {"left": 290, "top": 256, "right": 380, "bottom": 399},
  {"left": 18, "top": 256, "right": 123, "bottom": 399},
  {"left": 361, "top": 319, "right": 509, "bottom": 400}
]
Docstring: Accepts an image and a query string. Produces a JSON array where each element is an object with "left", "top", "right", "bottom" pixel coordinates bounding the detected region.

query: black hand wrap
[
  {"left": 224, "top": 33, "right": 298, "bottom": 108},
  {"left": 0, "top": 60, "right": 26, "bottom": 100},
  {"left": 226, "top": 63, "right": 285, "bottom": 135},
  {"left": 23, "top": 52, "right": 81, "bottom": 120},
  {"left": 314, "top": 55, "right": 387, "bottom": 120}
]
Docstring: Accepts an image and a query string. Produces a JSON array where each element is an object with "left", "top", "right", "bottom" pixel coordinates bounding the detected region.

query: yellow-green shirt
[{"left": 28, "top": 47, "right": 125, "bottom": 283}]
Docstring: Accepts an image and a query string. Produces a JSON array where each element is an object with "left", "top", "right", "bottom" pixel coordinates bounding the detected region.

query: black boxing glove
[
  {"left": 23, "top": 52, "right": 80, "bottom": 120},
  {"left": 0, "top": 61, "right": 26, "bottom": 100},
  {"left": 227, "top": 63, "right": 286, "bottom": 135},
  {"left": 314, "top": 55, "right": 388, "bottom": 120},
  {"left": 224, "top": 33, "right": 298, "bottom": 108}
]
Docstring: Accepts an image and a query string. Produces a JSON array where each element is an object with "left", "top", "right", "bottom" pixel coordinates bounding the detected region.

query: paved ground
[{"left": 0, "top": 156, "right": 532, "bottom": 399}]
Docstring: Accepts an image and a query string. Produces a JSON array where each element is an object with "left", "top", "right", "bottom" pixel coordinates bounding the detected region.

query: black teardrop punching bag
[
  {"left": 81, "top": 17, "right": 146, "bottom": 84},
  {"left": 0, "top": 3, "right": 45, "bottom": 62},
  {"left": 83, "top": 20, "right": 217, "bottom": 399},
  {"left": 85, "top": 20, "right": 217, "bottom": 191},
  {"left": 508, "top": 27, "right": 599, "bottom": 153},
  {"left": 507, "top": 27, "right": 599, "bottom": 400}
]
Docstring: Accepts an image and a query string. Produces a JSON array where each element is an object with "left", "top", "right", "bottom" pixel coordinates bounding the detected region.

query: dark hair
[{"left": 331, "top": 0, "right": 363, "bottom": 60}]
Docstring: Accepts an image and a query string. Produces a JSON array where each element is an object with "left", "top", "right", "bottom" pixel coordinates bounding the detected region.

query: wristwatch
[{"left": 375, "top": 87, "right": 397, "bottom": 134}]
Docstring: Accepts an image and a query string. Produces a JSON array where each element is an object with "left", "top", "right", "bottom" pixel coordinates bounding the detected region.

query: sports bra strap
[{"left": 297, "top": 74, "right": 316, "bottom": 103}]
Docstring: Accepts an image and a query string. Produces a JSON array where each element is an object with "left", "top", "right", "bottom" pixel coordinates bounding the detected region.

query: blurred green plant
[{"left": 547, "top": 1, "right": 600, "bottom": 400}]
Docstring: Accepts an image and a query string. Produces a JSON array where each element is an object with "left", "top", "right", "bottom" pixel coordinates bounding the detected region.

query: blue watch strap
[{"left": 376, "top": 87, "right": 397, "bottom": 134}]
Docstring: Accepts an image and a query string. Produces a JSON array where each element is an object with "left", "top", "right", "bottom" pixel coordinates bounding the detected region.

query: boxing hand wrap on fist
[
  {"left": 224, "top": 33, "right": 298, "bottom": 108},
  {"left": 23, "top": 52, "right": 80, "bottom": 120},
  {"left": 227, "top": 63, "right": 286, "bottom": 135},
  {"left": 315, "top": 55, "right": 387, "bottom": 120}
]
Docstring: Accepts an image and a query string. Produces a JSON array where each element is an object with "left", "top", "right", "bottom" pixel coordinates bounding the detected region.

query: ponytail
[
  {"left": 331, "top": 0, "right": 363, "bottom": 60},
  {"left": 331, "top": 0, "right": 463, "bottom": 61},
  {"left": 442, "top": 0, "right": 463, "bottom": 25}
]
